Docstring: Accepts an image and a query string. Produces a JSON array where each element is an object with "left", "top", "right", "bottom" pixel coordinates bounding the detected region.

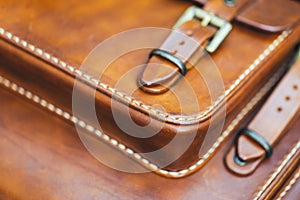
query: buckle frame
[{"left": 173, "top": 6, "right": 232, "bottom": 53}]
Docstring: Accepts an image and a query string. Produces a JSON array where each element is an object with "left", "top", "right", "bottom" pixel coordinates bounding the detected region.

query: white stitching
[
  {"left": 276, "top": 168, "right": 300, "bottom": 200},
  {"left": 0, "top": 69, "right": 279, "bottom": 178},
  {"left": 254, "top": 141, "right": 300, "bottom": 200},
  {"left": 0, "top": 27, "right": 290, "bottom": 124}
]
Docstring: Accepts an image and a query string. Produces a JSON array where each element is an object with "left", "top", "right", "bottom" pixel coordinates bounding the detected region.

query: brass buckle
[{"left": 173, "top": 6, "right": 232, "bottom": 53}]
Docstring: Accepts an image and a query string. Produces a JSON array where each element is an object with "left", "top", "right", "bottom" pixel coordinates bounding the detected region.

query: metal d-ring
[
  {"left": 240, "top": 128, "right": 273, "bottom": 158},
  {"left": 149, "top": 49, "right": 187, "bottom": 76},
  {"left": 234, "top": 152, "right": 248, "bottom": 166},
  {"left": 224, "top": 0, "right": 236, "bottom": 6},
  {"left": 234, "top": 128, "right": 273, "bottom": 166}
]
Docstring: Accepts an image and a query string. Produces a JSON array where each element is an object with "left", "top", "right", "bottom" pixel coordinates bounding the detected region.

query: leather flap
[
  {"left": 193, "top": 0, "right": 300, "bottom": 32},
  {"left": 236, "top": 0, "right": 300, "bottom": 32}
]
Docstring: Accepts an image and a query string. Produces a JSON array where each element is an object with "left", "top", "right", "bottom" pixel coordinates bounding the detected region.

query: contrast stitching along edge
[
  {"left": 253, "top": 141, "right": 300, "bottom": 200},
  {"left": 276, "top": 168, "right": 300, "bottom": 200},
  {"left": 0, "top": 67, "right": 280, "bottom": 178},
  {"left": 0, "top": 27, "right": 290, "bottom": 124}
]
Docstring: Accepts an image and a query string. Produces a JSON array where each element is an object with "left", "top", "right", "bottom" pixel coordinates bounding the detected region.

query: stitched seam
[
  {"left": 0, "top": 69, "right": 279, "bottom": 178},
  {"left": 253, "top": 141, "right": 300, "bottom": 200},
  {"left": 0, "top": 27, "right": 290, "bottom": 124},
  {"left": 276, "top": 168, "right": 300, "bottom": 200}
]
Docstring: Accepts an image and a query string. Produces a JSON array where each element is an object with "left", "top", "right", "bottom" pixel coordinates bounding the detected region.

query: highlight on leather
[
  {"left": 225, "top": 58, "right": 300, "bottom": 176},
  {"left": 73, "top": 27, "right": 227, "bottom": 175},
  {"left": 0, "top": 0, "right": 299, "bottom": 181}
]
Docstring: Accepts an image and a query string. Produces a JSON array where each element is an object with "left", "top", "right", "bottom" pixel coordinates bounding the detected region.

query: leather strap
[
  {"left": 195, "top": 0, "right": 300, "bottom": 32},
  {"left": 138, "top": 19, "right": 216, "bottom": 94},
  {"left": 204, "top": 0, "right": 253, "bottom": 21},
  {"left": 138, "top": 0, "right": 255, "bottom": 93},
  {"left": 138, "top": 0, "right": 300, "bottom": 94},
  {"left": 225, "top": 58, "right": 300, "bottom": 176}
]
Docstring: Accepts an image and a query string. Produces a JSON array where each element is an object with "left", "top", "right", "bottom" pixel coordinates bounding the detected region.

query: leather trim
[
  {"left": 0, "top": 65, "right": 283, "bottom": 178},
  {"left": 254, "top": 141, "right": 300, "bottom": 200},
  {"left": 204, "top": 0, "right": 252, "bottom": 21},
  {"left": 225, "top": 58, "right": 300, "bottom": 176},
  {"left": 236, "top": 0, "right": 300, "bottom": 33},
  {"left": 191, "top": 0, "right": 300, "bottom": 32},
  {"left": 0, "top": 27, "right": 291, "bottom": 125},
  {"left": 276, "top": 168, "right": 300, "bottom": 200}
]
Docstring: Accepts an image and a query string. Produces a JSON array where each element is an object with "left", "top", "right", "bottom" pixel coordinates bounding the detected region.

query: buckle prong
[{"left": 173, "top": 6, "right": 232, "bottom": 53}]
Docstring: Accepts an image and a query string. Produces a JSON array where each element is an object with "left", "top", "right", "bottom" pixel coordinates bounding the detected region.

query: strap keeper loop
[{"left": 239, "top": 128, "right": 273, "bottom": 158}]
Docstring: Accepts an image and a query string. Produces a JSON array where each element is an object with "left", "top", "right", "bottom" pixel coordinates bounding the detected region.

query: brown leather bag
[{"left": 0, "top": 0, "right": 299, "bottom": 199}]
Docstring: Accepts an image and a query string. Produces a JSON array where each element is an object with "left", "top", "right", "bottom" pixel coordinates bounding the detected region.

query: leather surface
[
  {"left": 273, "top": 167, "right": 300, "bottom": 200},
  {"left": 139, "top": 19, "right": 217, "bottom": 94},
  {"left": 0, "top": 0, "right": 299, "bottom": 121},
  {"left": 226, "top": 59, "right": 300, "bottom": 176},
  {"left": 193, "top": 0, "right": 300, "bottom": 32},
  {"left": 0, "top": 0, "right": 299, "bottom": 172},
  {"left": 204, "top": 0, "right": 252, "bottom": 21},
  {"left": 237, "top": 0, "right": 300, "bottom": 32},
  {"left": 0, "top": 84, "right": 299, "bottom": 199},
  {"left": 0, "top": 1, "right": 300, "bottom": 199}
]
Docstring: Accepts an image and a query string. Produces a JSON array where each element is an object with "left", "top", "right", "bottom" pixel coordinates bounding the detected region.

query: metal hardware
[
  {"left": 234, "top": 128, "right": 273, "bottom": 166},
  {"left": 173, "top": 6, "right": 232, "bottom": 53},
  {"left": 224, "top": 0, "right": 236, "bottom": 6},
  {"left": 149, "top": 49, "right": 187, "bottom": 76},
  {"left": 240, "top": 128, "right": 273, "bottom": 158},
  {"left": 234, "top": 154, "right": 247, "bottom": 166}
]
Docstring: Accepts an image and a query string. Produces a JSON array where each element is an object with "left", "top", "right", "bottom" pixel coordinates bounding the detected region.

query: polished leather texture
[
  {"left": 0, "top": 0, "right": 300, "bottom": 198},
  {"left": 0, "top": 0, "right": 299, "bottom": 173},
  {"left": 0, "top": 0, "right": 300, "bottom": 181},
  {"left": 0, "top": 81, "right": 299, "bottom": 199},
  {"left": 226, "top": 59, "right": 300, "bottom": 176},
  {"left": 194, "top": 0, "right": 300, "bottom": 32},
  {"left": 274, "top": 167, "right": 300, "bottom": 200}
]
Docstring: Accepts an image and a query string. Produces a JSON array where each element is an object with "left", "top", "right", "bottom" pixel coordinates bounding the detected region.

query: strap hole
[
  {"left": 179, "top": 41, "right": 185, "bottom": 46},
  {"left": 293, "top": 84, "right": 298, "bottom": 90},
  {"left": 285, "top": 96, "right": 290, "bottom": 101},
  {"left": 186, "top": 30, "right": 193, "bottom": 36},
  {"left": 277, "top": 107, "right": 282, "bottom": 112}
]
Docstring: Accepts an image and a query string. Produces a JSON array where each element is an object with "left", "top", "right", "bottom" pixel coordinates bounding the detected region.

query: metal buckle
[{"left": 173, "top": 6, "right": 232, "bottom": 53}]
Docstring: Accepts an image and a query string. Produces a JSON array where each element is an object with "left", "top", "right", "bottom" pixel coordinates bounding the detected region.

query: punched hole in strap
[{"left": 234, "top": 128, "right": 273, "bottom": 166}]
